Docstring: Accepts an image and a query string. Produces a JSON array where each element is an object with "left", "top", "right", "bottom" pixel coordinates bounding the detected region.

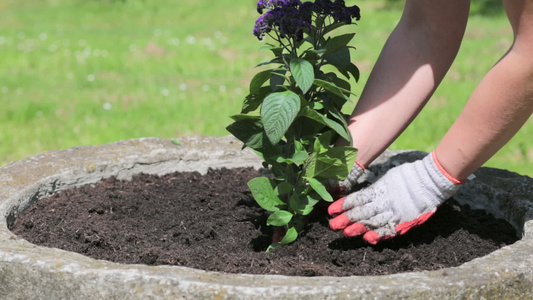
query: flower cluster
[
  {"left": 313, "top": 0, "right": 360, "bottom": 24},
  {"left": 254, "top": 0, "right": 313, "bottom": 42},
  {"left": 253, "top": 0, "right": 360, "bottom": 41}
]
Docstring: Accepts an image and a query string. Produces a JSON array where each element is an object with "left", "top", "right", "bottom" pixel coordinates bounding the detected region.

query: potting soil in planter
[{"left": 10, "top": 167, "right": 518, "bottom": 277}]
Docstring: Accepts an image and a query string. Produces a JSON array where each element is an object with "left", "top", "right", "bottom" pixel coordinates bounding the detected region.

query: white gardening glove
[
  {"left": 328, "top": 152, "right": 464, "bottom": 244},
  {"left": 327, "top": 160, "right": 365, "bottom": 197}
]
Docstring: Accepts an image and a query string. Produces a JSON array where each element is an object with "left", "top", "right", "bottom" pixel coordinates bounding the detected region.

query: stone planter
[{"left": 1, "top": 136, "right": 532, "bottom": 299}]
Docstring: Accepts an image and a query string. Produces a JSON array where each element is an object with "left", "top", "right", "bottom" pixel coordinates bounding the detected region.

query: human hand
[{"left": 328, "top": 152, "right": 463, "bottom": 244}]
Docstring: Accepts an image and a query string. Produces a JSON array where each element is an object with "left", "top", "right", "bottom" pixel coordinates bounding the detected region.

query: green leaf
[
  {"left": 323, "top": 21, "right": 348, "bottom": 35},
  {"left": 304, "top": 177, "right": 333, "bottom": 202},
  {"left": 316, "top": 131, "right": 333, "bottom": 151},
  {"left": 312, "top": 134, "right": 327, "bottom": 154},
  {"left": 250, "top": 70, "right": 274, "bottom": 94},
  {"left": 256, "top": 137, "right": 282, "bottom": 163},
  {"left": 226, "top": 118, "right": 264, "bottom": 149},
  {"left": 229, "top": 114, "right": 261, "bottom": 121},
  {"left": 270, "top": 69, "right": 287, "bottom": 91},
  {"left": 316, "top": 72, "right": 353, "bottom": 106},
  {"left": 266, "top": 243, "right": 279, "bottom": 252},
  {"left": 290, "top": 58, "right": 314, "bottom": 94},
  {"left": 291, "top": 140, "right": 308, "bottom": 165},
  {"left": 322, "top": 118, "right": 351, "bottom": 142},
  {"left": 277, "top": 140, "right": 309, "bottom": 165},
  {"left": 247, "top": 177, "right": 285, "bottom": 212},
  {"left": 267, "top": 210, "right": 293, "bottom": 226},
  {"left": 289, "top": 193, "right": 302, "bottom": 214},
  {"left": 324, "top": 46, "right": 351, "bottom": 68},
  {"left": 299, "top": 107, "right": 351, "bottom": 142},
  {"left": 261, "top": 91, "right": 301, "bottom": 144},
  {"left": 325, "top": 33, "right": 355, "bottom": 56},
  {"left": 332, "top": 76, "right": 351, "bottom": 93},
  {"left": 324, "top": 47, "right": 351, "bottom": 78},
  {"left": 313, "top": 79, "right": 351, "bottom": 101},
  {"left": 321, "top": 102, "right": 352, "bottom": 144},
  {"left": 303, "top": 49, "right": 321, "bottom": 62},
  {"left": 310, "top": 101, "right": 323, "bottom": 110},
  {"left": 291, "top": 117, "right": 325, "bottom": 140},
  {"left": 276, "top": 156, "right": 307, "bottom": 166},
  {"left": 304, "top": 147, "right": 358, "bottom": 180},
  {"left": 260, "top": 45, "right": 283, "bottom": 57},
  {"left": 255, "top": 57, "right": 283, "bottom": 68},
  {"left": 289, "top": 192, "right": 321, "bottom": 216},
  {"left": 347, "top": 62, "right": 360, "bottom": 82},
  {"left": 322, "top": 148, "right": 358, "bottom": 180},
  {"left": 275, "top": 182, "right": 293, "bottom": 196},
  {"left": 290, "top": 192, "right": 321, "bottom": 216},
  {"left": 321, "top": 100, "right": 347, "bottom": 125},
  {"left": 241, "top": 87, "right": 271, "bottom": 114},
  {"left": 303, "top": 193, "right": 321, "bottom": 215},
  {"left": 280, "top": 227, "right": 298, "bottom": 244},
  {"left": 265, "top": 226, "right": 298, "bottom": 251}
]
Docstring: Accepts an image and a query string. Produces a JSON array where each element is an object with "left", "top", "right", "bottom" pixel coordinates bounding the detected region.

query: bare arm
[
  {"left": 436, "top": 0, "right": 533, "bottom": 180},
  {"left": 347, "top": 0, "right": 470, "bottom": 166}
]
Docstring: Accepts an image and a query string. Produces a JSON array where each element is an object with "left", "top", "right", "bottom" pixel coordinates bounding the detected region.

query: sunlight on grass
[{"left": 0, "top": 0, "right": 531, "bottom": 176}]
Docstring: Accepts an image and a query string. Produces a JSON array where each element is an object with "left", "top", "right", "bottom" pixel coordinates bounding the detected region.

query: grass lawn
[{"left": 0, "top": 0, "right": 531, "bottom": 176}]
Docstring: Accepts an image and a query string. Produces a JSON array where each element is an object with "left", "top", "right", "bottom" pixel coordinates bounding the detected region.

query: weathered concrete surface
[{"left": 0, "top": 136, "right": 532, "bottom": 299}]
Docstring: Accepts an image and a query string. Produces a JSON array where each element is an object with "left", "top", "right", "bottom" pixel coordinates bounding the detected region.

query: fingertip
[
  {"left": 329, "top": 214, "right": 351, "bottom": 231},
  {"left": 342, "top": 223, "right": 367, "bottom": 237},
  {"left": 363, "top": 231, "right": 394, "bottom": 244},
  {"left": 327, "top": 197, "right": 346, "bottom": 216},
  {"left": 363, "top": 231, "right": 380, "bottom": 245}
]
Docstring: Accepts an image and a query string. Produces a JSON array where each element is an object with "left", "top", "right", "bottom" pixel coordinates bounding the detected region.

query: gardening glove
[
  {"left": 328, "top": 151, "right": 465, "bottom": 244},
  {"left": 327, "top": 160, "right": 366, "bottom": 197}
]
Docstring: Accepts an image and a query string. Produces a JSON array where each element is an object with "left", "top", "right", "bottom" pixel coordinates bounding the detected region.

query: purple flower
[
  {"left": 299, "top": 2, "right": 314, "bottom": 22},
  {"left": 314, "top": 0, "right": 360, "bottom": 23},
  {"left": 331, "top": 1, "right": 360, "bottom": 23},
  {"left": 257, "top": 0, "right": 267, "bottom": 14},
  {"left": 253, "top": 0, "right": 360, "bottom": 41},
  {"left": 254, "top": 0, "right": 310, "bottom": 41},
  {"left": 253, "top": 15, "right": 271, "bottom": 40},
  {"left": 257, "top": 0, "right": 302, "bottom": 13}
]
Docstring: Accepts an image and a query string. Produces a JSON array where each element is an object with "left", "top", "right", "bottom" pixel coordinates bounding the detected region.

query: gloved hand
[
  {"left": 328, "top": 152, "right": 464, "bottom": 244},
  {"left": 327, "top": 160, "right": 365, "bottom": 197}
]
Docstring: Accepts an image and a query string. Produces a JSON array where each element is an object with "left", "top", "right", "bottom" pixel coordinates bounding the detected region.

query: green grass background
[{"left": 0, "top": 0, "right": 531, "bottom": 176}]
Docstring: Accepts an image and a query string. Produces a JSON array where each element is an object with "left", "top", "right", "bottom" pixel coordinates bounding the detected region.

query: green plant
[{"left": 226, "top": 0, "right": 361, "bottom": 251}]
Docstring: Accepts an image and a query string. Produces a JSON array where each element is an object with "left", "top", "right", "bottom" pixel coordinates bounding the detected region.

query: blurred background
[{"left": 0, "top": 0, "right": 531, "bottom": 176}]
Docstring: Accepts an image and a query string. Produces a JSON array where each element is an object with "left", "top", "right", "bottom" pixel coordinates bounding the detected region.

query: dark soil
[{"left": 10, "top": 167, "right": 518, "bottom": 277}]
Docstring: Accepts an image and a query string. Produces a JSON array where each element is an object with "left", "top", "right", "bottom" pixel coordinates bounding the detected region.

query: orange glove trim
[
  {"left": 354, "top": 159, "right": 366, "bottom": 170},
  {"left": 431, "top": 151, "right": 465, "bottom": 185}
]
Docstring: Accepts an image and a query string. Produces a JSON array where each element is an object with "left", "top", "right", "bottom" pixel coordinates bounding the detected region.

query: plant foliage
[{"left": 227, "top": 0, "right": 360, "bottom": 251}]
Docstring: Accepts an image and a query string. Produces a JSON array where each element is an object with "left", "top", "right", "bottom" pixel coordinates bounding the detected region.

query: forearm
[
  {"left": 347, "top": 1, "right": 469, "bottom": 166},
  {"left": 436, "top": 50, "right": 533, "bottom": 180},
  {"left": 436, "top": 0, "right": 533, "bottom": 180}
]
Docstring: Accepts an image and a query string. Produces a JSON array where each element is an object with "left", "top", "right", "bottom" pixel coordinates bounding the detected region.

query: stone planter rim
[{"left": 1, "top": 136, "right": 532, "bottom": 299}]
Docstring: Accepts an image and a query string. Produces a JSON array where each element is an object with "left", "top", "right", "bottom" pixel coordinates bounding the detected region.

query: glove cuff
[
  {"left": 417, "top": 152, "right": 462, "bottom": 203},
  {"left": 354, "top": 159, "right": 366, "bottom": 170},
  {"left": 431, "top": 151, "right": 465, "bottom": 185}
]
